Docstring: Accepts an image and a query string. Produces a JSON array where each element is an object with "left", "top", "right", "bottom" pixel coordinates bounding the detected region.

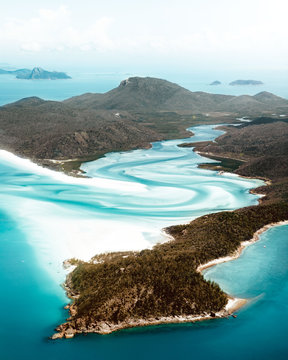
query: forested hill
[
  {"left": 0, "top": 77, "right": 287, "bottom": 174},
  {"left": 64, "top": 77, "right": 288, "bottom": 114},
  {"left": 55, "top": 203, "right": 288, "bottom": 337}
]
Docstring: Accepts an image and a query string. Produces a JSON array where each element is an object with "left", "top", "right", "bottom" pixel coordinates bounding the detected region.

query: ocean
[{"left": 0, "top": 72, "right": 288, "bottom": 359}]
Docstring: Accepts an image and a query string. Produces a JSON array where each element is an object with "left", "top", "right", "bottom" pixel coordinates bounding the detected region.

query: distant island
[
  {"left": 210, "top": 80, "right": 221, "bottom": 85},
  {"left": 229, "top": 79, "right": 263, "bottom": 86},
  {"left": 0, "top": 67, "right": 71, "bottom": 80}
]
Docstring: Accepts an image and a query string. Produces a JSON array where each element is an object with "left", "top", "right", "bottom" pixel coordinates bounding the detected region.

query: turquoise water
[
  {"left": 0, "top": 72, "right": 126, "bottom": 106},
  {"left": 0, "top": 69, "right": 287, "bottom": 105},
  {"left": 1, "top": 223, "right": 288, "bottom": 360},
  {"left": 0, "top": 124, "right": 287, "bottom": 359},
  {"left": 0, "top": 125, "right": 263, "bottom": 283},
  {"left": 0, "top": 75, "right": 288, "bottom": 359}
]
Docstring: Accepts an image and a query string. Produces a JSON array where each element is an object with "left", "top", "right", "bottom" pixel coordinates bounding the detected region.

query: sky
[{"left": 1, "top": 0, "right": 288, "bottom": 72}]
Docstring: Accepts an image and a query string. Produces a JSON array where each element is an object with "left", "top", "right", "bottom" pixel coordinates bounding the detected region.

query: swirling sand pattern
[{"left": 0, "top": 125, "right": 264, "bottom": 281}]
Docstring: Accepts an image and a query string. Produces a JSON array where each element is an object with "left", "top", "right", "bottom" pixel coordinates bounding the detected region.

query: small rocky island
[
  {"left": 229, "top": 80, "right": 263, "bottom": 86},
  {"left": 0, "top": 67, "right": 71, "bottom": 80},
  {"left": 210, "top": 80, "right": 221, "bottom": 85}
]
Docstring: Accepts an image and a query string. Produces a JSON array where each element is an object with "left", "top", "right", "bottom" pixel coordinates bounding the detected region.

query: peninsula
[{"left": 54, "top": 203, "right": 288, "bottom": 338}]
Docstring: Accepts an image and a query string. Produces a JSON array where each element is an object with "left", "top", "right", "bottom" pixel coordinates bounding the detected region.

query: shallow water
[
  {"left": 0, "top": 125, "right": 263, "bottom": 282},
  {"left": 0, "top": 120, "right": 287, "bottom": 357}
]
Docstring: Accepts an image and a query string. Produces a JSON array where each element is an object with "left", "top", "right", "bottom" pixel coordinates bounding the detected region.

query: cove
[{"left": 0, "top": 124, "right": 287, "bottom": 359}]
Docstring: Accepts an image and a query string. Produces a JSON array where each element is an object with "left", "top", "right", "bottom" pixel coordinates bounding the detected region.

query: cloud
[
  {"left": 0, "top": 1, "right": 287, "bottom": 70},
  {"left": 0, "top": 6, "right": 115, "bottom": 53}
]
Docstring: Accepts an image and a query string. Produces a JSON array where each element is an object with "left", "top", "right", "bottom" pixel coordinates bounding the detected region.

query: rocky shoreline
[{"left": 52, "top": 294, "right": 246, "bottom": 339}]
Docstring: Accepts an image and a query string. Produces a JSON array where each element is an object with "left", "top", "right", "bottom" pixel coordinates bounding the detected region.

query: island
[
  {"left": 0, "top": 67, "right": 71, "bottom": 80},
  {"left": 229, "top": 79, "right": 263, "bottom": 86},
  {"left": 210, "top": 80, "right": 221, "bottom": 85}
]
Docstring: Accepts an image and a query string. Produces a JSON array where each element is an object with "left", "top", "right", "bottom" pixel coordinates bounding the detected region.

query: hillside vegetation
[
  {"left": 56, "top": 203, "right": 288, "bottom": 336},
  {"left": 195, "top": 119, "right": 288, "bottom": 203},
  {"left": 0, "top": 77, "right": 287, "bottom": 174}
]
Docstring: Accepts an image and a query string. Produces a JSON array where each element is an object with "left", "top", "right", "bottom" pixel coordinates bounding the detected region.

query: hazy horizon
[{"left": 1, "top": 0, "right": 288, "bottom": 74}]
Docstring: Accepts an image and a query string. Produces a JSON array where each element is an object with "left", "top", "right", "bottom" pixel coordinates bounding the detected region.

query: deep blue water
[{"left": 0, "top": 74, "right": 288, "bottom": 359}]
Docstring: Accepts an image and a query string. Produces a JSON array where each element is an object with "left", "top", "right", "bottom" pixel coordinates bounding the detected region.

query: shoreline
[
  {"left": 195, "top": 150, "right": 248, "bottom": 164},
  {"left": 194, "top": 149, "right": 272, "bottom": 186},
  {"left": 53, "top": 295, "right": 247, "bottom": 338},
  {"left": 195, "top": 150, "right": 271, "bottom": 205},
  {"left": 197, "top": 220, "right": 288, "bottom": 273},
  {"left": 195, "top": 220, "right": 288, "bottom": 316}
]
